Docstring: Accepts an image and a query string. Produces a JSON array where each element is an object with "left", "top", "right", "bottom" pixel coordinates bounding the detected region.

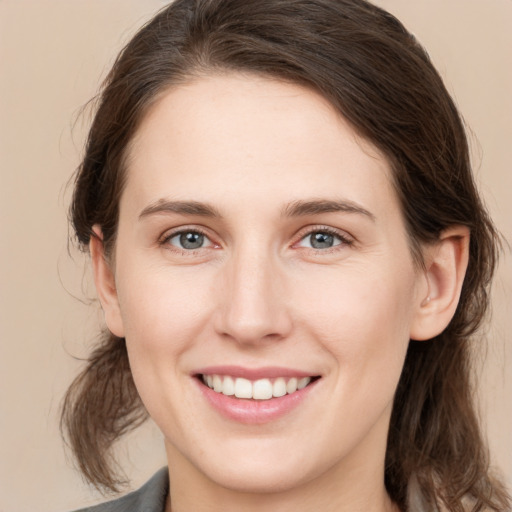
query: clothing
[{"left": 72, "top": 467, "right": 169, "bottom": 512}]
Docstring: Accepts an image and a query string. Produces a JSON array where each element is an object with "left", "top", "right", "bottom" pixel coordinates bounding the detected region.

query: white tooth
[
  {"left": 222, "top": 376, "right": 235, "bottom": 396},
  {"left": 272, "top": 378, "right": 287, "bottom": 397},
  {"left": 286, "top": 377, "right": 298, "bottom": 394},
  {"left": 297, "top": 377, "right": 311, "bottom": 390},
  {"left": 253, "top": 379, "right": 273, "bottom": 400},
  {"left": 235, "top": 378, "right": 253, "bottom": 399},
  {"left": 206, "top": 375, "right": 213, "bottom": 388},
  {"left": 213, "top": 375, "right": 223, "bottom": 392}
]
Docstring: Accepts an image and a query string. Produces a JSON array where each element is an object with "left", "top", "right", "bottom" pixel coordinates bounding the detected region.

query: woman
[{"left": 62, "top": 0, "right": 511, "bottom": 510}]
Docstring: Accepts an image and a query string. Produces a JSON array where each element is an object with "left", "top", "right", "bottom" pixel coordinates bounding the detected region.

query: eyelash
[
  {"left": 294, "top": 226, "right": 354, "bottom": 252},
  {"left": 159, "top": 227, "right": 215, "bottom": 253},
  {"left": 159, "top": 225, "right": 354, "bottom": 254}
]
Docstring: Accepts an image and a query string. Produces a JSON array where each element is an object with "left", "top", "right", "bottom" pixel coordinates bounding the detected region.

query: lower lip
[{"left": 195, "top": 378, "right": 319, "bottom": 424}]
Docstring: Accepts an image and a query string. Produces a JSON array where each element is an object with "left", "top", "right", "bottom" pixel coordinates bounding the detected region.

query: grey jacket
[{"left": 73, "top": 468, "right": 169, "bottom": 512}]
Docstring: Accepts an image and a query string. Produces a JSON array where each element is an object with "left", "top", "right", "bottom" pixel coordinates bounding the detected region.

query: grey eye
[
  {"left": 310, "top": 232, "right": 336, "bottom": 249},
  {"left": 297, "top": 231, "right": 343, "bottom": 249},
  {"left": 168, "top": 231, "right": 208, "bottom": 250}
]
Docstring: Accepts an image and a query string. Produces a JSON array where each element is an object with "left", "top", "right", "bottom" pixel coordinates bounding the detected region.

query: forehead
[{"left": 122, "top": 73, "right": 398, "bottom": 221}]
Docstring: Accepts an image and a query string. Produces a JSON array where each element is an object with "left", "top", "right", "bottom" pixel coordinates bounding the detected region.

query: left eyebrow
[
  {"left": 138, "top": 199, "right": 223, "bottom": 220},
  {"left": 282, "top": 199, "right": 375, "bottom": 221}
]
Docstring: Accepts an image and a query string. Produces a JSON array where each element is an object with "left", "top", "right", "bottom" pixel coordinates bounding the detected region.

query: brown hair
[{"left": 62, "top": 0, "right": 510, "bottom": 509}]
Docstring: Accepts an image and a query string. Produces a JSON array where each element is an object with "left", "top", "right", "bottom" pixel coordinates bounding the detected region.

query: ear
[
  {"left": 410, "top": 226, "right": 470, "bottom": 341},
  {"left": 90, "top": 225, "right": 125, "bottom": 338}
]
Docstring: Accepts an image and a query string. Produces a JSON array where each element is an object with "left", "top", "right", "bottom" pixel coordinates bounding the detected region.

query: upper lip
[{"left": 193, "top": 365, "right": 318, "bottom": 380}]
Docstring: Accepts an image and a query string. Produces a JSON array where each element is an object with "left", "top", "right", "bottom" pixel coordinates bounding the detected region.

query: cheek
[
  {"left": 114, "top": 264, "right": 217, "bottom": 425},
  {"left": 294, "top": 262, "right": 417, "bottom": 371},
  {"left": 114, "top": 260, "right": 217, "bottom": 372}
]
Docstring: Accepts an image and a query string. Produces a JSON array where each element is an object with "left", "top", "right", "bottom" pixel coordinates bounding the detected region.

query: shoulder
[{"left": 71, "top": 468, "right": 169, "bottom": 512}]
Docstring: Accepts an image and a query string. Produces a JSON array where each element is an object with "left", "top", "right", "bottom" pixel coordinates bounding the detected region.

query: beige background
[{"left": 1, "top": 1, "right": 510, "bottom": 511}]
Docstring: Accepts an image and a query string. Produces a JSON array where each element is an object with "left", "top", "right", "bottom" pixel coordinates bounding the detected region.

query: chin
[
  {"left": 188, "top": 438, "right": 335, "bottom": 495},
  {"left": 165, "top": 434, "right": 322, "bottom": 495},
  {"left": 206, "top": 462, "right": 314, "bottom": 495}
]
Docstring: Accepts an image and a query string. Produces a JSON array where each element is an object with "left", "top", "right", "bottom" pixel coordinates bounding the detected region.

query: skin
[{"left": 91, "top": 73, "right": 469, "bottom": 512}]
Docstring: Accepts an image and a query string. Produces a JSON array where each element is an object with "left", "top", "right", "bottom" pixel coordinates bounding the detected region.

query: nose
[{"left": 214, "top": 248, "right": 293, "bottom": 346}]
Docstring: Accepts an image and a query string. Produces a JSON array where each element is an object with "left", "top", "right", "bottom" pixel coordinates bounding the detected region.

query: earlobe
[
  {"left": 90, "top": 226, "right": 125, "bottom": 338},
  {"left": 410, "top": 226, "right": 470, "bottom": 341}
]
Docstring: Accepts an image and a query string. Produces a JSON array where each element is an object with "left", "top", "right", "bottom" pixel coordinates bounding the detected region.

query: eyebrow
[
  {"left": 282, "top": 199, "right": 375, "bottom": 221},
  {"left": 138, "top": 198, "right": 375, "bottom": 222},
  {"left": 138, "top": 199, "right": 222, "bottom": 220}
]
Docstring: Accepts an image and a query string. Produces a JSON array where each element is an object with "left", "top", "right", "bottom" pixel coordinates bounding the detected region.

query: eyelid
[
  {"left": 159, "top": 225, "right": 219, "bottom": 251},
  {"left": 292, "top": 225, "right": 354, "bottom": 250}
]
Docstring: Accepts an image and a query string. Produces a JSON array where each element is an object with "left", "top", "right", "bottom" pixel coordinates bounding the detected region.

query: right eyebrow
[{"left": 138, "top": 199, "right": 223, "bottom": 220}]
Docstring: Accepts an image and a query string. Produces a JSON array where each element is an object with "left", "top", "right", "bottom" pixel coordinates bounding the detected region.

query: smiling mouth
[{"left": 199, "top": 374, "right": 319, "bottom": 400}]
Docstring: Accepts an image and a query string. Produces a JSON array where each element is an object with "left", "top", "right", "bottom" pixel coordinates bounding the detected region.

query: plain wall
[{"left": 0, "top": 1, "right": 510, "bottom": 511}]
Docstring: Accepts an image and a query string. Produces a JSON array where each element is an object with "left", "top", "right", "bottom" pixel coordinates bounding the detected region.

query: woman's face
[{"left": 102, "top": 74, "right": 427, "bottom": 494}]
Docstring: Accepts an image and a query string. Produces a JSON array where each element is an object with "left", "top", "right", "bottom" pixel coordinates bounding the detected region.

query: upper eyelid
[
  {"left": 160, "top": 228, "right": 218, "bottom": 254},
  {"left": 160, "top": 225, "right": 212, "bottom": 242},
  {"left": 290, "top": 227, "right": 355, "bottom": 255},
  {"left": 293, "top": 225, "right": 354, "bottom": 242}
]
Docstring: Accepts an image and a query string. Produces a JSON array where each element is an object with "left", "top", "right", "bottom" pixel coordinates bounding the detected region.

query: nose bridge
[{"left": 216, "top": 241, "right": 291, "bottom": 344}]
